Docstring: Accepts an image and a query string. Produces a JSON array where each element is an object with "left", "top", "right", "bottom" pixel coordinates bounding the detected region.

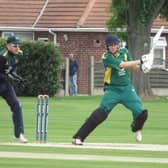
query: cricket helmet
[
  {"left": 105, "top": 35, "right": 120, "bottom": 46},
  {"left": 7, "top": 35, "right": 20, "bottom": 44}
]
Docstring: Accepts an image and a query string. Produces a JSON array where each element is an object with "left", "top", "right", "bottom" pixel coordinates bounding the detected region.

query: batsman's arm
[
  {"left": 120, "top": 60, "right": 141, "bottom": 70},
  {"left": 120, "top": 58, "right": 152, "bottom": 73}
]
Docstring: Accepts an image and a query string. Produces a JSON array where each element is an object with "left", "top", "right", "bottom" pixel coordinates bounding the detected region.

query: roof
[
  {"left": 0, "top": 0, "right": 167, "bottom": 30},
  {"left": 0, "top": 0, "right": 45, "bottom": 27},
  {"left": 152, "top": 16, "right": 168, "bottom": 28},
  {"left": 0, "top": 0, "right": 111, "bottom": 28}
]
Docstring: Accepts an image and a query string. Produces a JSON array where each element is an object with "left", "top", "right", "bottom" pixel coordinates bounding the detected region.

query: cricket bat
[
  {"left": 147, "top": 26, "right": 165, "bottom": 67},
  {"left": 150, "top": 26, "right": 164, "bottom": 54},
  {"left": 140, "top": 26, "right": 165, "bottom": 73}
]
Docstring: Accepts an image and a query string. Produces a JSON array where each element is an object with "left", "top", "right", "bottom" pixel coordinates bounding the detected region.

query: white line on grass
[
  {"left": 0, "top": 151, "right": 168, "bottom": 163},
  {"left": 1, "top": 142, "right": 168, "bottom": 151}
]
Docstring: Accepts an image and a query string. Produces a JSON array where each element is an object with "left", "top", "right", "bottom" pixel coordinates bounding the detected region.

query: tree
[{"left": 107, "top": 0, "right": 168, "bottom": 97}]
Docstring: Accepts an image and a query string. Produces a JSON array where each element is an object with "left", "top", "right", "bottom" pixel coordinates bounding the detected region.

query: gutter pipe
[
  {"left": 48, "top": 29, "right": 57, "bottom": 46},
  {"left": 0, "top": 26, "right": 167, "bottom": 33}
]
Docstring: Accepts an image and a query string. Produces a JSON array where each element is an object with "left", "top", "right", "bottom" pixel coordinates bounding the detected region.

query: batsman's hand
[
  {"left": 140, "top": 62, "right": 151, "bottom": 73},
  {"left": 141, "top": 53, "right": 153, "bottom": 65},
  {"left": 140, "top": 53, "right": 154, "bottom": 73},
  {"left": 141, "top": 54, "right": 148, "bottom": 64}
]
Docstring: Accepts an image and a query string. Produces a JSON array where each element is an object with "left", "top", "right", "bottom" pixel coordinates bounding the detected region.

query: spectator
[{"left": 69, "top": 52, "right": 78, "bottom": 96}]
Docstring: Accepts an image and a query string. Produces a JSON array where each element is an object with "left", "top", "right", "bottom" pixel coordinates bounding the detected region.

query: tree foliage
[
  {"left": 108, "top": 0, "right": 168, "bottom": 31},
  {"left": 107, "top": 0, "right": 168, "bottom": 96}
]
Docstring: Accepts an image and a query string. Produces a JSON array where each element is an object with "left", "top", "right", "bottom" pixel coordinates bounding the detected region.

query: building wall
[
  {"left": 57, "top": 32, "right": 108, "bottom": 94},
  {"left": 35, "top": 31, "right": 108, "bottom": 94}
]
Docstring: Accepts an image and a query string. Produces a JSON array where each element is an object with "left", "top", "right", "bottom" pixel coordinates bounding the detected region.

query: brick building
[{"left": 0, "top": 0, "right": 168, "bottom": 95}]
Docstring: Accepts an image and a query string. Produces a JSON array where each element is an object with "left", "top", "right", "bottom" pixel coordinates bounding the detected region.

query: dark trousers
[{"left": 0, "top": 81, "right": 24, "bottom": 138}]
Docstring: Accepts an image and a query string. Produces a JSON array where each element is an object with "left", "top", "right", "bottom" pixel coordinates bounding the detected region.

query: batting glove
[
  {"left": 140, "top": 53, "right": 154, "bottom": 73},
  {"left": 140, "top": 63, "right": 151, "bottom": 73},
  {"left": 140, "top": 53, "right": 153, "bottom": 64}
]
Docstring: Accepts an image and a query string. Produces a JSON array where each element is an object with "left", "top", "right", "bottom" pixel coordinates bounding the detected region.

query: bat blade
[{"left": 150, "top": 26, "right": 164, "bottom": 54}]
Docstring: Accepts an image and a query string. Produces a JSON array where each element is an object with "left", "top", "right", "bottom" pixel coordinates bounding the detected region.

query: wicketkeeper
[
  {"left": 72, "top": 34, "right": 152, "bottom": 145},
  {"left": 0, "top": 35, "right": 28, "bottom": 143}
]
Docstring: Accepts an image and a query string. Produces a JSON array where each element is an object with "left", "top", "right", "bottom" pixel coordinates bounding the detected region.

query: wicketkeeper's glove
[{"left": 5, "top": 66, "right": 25, "bottom": 83}]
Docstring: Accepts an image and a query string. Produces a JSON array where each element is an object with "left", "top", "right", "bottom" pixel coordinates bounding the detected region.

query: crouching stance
[
  {"left": 72, "top": 35, "right": 148, "bottom": 145},
  {"left": 0, "top": 35, "right": 28, "bottom": 143}
]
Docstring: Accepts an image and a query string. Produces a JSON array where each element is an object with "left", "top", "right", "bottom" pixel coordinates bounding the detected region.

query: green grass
[
  {"left": 0, "top": 95, "right": 168, "bottom": 167},
  {"left": 1, "top": 159, "right": 168, "bottom": 168},
  {"left": 0, "top": 145, "right": 168, "bottom": 158}
]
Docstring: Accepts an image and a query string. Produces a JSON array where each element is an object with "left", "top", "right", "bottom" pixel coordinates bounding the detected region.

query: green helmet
[{"left": 7, "top": 35, "right": 20, "bottom": 44}]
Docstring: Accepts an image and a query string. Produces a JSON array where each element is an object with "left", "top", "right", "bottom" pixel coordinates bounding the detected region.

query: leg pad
[
  {"left": 131, "top": 110, "right": 148, "bottom": 132},
  {"left": 73, "top": 108, "right": 108, "bottom": 141}
]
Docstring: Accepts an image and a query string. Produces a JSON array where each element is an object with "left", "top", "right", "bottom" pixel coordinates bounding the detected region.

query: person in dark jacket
[
  {"left": 0, "top": 35, "right": 28, "bottom": 143},
  {"left": 69, "top": 52, "right": 78, "bottom": 96}
]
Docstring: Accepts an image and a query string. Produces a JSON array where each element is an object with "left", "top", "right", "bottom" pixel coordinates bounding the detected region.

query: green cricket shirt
[{"left": 102, "top": 48, "right": 132, "bottom": 87}]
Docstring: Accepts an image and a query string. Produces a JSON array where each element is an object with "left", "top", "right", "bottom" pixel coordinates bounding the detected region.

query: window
[
  {"left": 37, "top": 37, "right": 49, "bottom": 42},
  {"left": 2, "top": 32, "right": 34, "bottom": 41},
  {"left": 151, "top": 37, "right": 167, "bottom": 68}
]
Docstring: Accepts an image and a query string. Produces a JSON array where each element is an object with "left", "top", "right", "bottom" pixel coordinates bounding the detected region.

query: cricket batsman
[
  {"left": 72, "top": 34, "right": 152, "bottom": 145},
  {"left": 0, "top": 35, "right": 28, "bottom": 143}
]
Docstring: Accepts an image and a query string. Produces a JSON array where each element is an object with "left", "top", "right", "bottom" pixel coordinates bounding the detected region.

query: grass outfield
[
  {"left": 0, "top": 96, "right": 168, "bottom": 167},
  {"left": 0, "top": 158, "right": 168, "bottom": 168}
]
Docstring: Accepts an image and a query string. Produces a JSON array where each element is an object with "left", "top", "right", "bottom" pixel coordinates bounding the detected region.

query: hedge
[{"left": 0, "top": 39, "right": 63, "bottom": 96}]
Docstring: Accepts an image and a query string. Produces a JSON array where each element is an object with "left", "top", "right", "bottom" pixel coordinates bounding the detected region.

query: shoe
[
  {"left": 17, "top": 134, "right": 28, "bottom": 143},
  {"left": 135, "top": 130, "right": 142, "bottom": 142},
  {"left": 72, "top": 138, "right": 83, "bottom": 145}
]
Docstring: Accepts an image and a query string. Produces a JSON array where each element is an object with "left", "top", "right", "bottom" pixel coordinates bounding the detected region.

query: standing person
[
  {"left": 0, "top": 35, "right": 28, "bottom": 143},
  {"left": 69, "top": 52, "right": 78, "bottom": 96},
  {"left": 72, "top": 35, "right": 150, "bottom": 145}
]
